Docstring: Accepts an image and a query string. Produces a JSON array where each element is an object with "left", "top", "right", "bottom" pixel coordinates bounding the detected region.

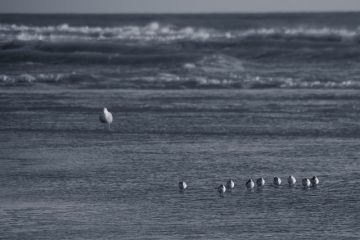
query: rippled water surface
[{"left": 0, "top": 89, "right": 360, "bottom": 239}]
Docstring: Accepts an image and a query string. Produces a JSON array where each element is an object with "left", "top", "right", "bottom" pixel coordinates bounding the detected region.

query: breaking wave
[
  {"left": 2, "top": 72, "right": 360, "bottom": 89},
  {"left": 0, "top": 22, "right": 212, "bottom": 42},
  {"left": 0, "top": 22, "right": 360, "bottom": 43},
  {"left": 1, "top": 53, "right": 360, "bottom": 89},
  {"left": 1, "top": 15, "right": 360, "bottom": 90}
]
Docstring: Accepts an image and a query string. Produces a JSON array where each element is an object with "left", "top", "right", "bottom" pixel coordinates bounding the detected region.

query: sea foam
[{"left": 1, "top": 22, "right": 358, "bottom": 43}]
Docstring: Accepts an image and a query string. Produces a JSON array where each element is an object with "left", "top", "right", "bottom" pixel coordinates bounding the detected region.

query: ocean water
[
  {"left": 0, "top": 13, "right": 360, "bottom": 239},
  {"left": 1, "top": 13, "right": 360, "bottom": 89}
]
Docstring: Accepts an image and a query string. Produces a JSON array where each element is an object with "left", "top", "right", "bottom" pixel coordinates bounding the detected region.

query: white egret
[{"left": 99, "top": 107, "right": 113, "bottom": 130}]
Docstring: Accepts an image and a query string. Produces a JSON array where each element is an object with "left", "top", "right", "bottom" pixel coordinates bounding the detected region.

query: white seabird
[
  {"left": 256, "top": 177, "right": 265, "bottom": 187},
  {"left": 246, "top": 179, "right": 255, "bottom": 189},
  {"left": 226, "top": 179, "right": 235, "bottom": 190},
  {"left": 178, "top": 181, "right": 187, "bottom": 191},
  {"left": 311, "top": 176, "right": 319, "bottom": 186},
  {"left": 288, "top": 175, "right": 296, "bottom": 185},
  {"left": 217, "top": 184, "right": 226, "bottom": 194},
  {"left": 302, "top": 178, "right": 311, "bottom": 187},
  {"left": 273, "top": 177, "right": 282, "bottom": 186},
  {"left": 99, "top": 107, "right": 113, "bottom": 130}
]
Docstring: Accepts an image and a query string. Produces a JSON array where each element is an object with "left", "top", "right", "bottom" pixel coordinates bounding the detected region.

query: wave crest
[
  {"left": 0, "top": 22, "right": 212, "bottom": 42},
  {"left": 238, "top": 27, "right": 358, "bottom": 42},
  {"left": 2, "top": 71, "right": 360, "bottom": 90},
  {"left": 0, "top": 22, "right": 359, "bottom": 43}
]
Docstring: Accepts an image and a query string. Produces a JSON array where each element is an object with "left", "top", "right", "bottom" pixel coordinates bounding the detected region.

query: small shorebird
[
  {"left": 217, "top": 184, "right": 226, "bottom": 195},
  {"left": 302, "top": 178, "right": 311, "bottom": 187},
  {"left": 226, "top": 179, "right": 235, "bottom": 190},
  {"left": 288, "top": 175, "right": 296, "bottom": 186},
  {"left": 246, "top": 179, "right": 255, "bottom": 189},
  {"left": 256, "top": 177, "right": 265, "bottom": 187},
  {"left": 178, "top": 181, "right": 187, "bottom": 191},
  {"left": 273, "top": 177, "right": 282, "bottom": 186},
  {"left": 99, "top": 108, "right": 113, "bottom": 130},
  {"left": 311, "top": 176, "right": 319, "bottom": 186}
]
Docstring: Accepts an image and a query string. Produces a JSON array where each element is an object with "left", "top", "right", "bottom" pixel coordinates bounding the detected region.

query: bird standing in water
[
  {"left": 179, "top": 181, "right": 187, "bottom": 191},
  {"left": 246, "top": 179, "right": 255, "bottom": 189},
  {"left": 256, "top": 177, "right": 265, "bottom": 187},
  {"left": 217, "top": 184, "right": 226, "bottom": 195},
  {"left": 311, "top": 176, "right": 319, "bottom": 186},
  {"left": 226, "top": 179, "right": 235, "bottom": 191},
  {"left": 273, "top": 177, "right": 282, "bottom": 186},
  {"left": 99, "top": 108, "right": 113, "bottom": 130},
  {"left": 302, "top": 178, "right": 311, "bottom": 188},
  {"left": 288, "top": 175, "right": 296, "bottom": 186}
]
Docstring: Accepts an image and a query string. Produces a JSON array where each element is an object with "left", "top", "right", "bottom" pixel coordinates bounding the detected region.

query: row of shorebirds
[
  {"left": 100, "top": 110, "right": 321, "bottom": 193},
  {"left": 178, "top": 176, "right": 319, "bottom": 194}
]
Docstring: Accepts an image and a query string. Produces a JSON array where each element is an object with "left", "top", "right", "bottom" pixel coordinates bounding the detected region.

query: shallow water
[{"left": 0, "top": 89, "right": 359, "bottom": 239}]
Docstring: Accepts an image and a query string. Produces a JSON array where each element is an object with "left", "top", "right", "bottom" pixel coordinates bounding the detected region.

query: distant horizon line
[{"left": 1, "top": 10, "right": 360, "bottom": 15}]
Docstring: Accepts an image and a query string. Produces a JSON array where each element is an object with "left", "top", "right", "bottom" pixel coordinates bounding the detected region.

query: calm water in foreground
[{"left": 0, "top": 89, "right": 359, "bottom": 239}]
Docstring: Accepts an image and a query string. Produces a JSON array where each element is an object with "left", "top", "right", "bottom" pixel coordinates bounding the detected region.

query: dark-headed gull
[
  {"left": 273, "top": 177, "right": 282, "bottom": 186},
  {"left": 217, "top": 184, "right": 226, "bottom": 195},
  {"left": 288, "top": 175, "right": 296, "bottom": 186},
  {"left": 178, "top": 181, "right": 187, "bottom": 191},
  {"left": 226, "top": 179, "right": 235, "bottom": 190},
  {"left": 311, "top": 176, "right": 319, "bottom": 186},
  {"left": 302, "top": 178, "right": 311, "bottom": 187},
  {"left": 256, "top": 177, "right": 265, "bottom": 187},
  {"left": 246, "top": 179, "right": 255, "bottom": 189}
]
